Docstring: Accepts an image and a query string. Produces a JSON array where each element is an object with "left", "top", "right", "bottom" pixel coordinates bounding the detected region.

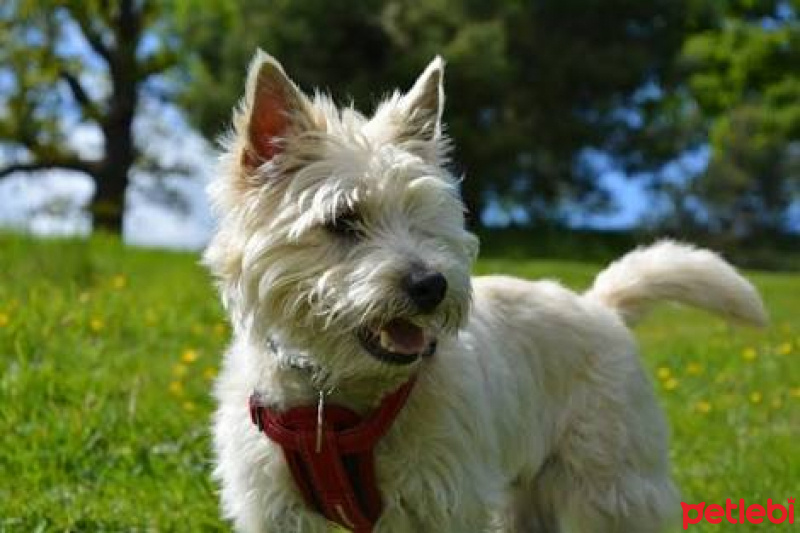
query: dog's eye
[{"left": 325, "top": 210, "right": 364, "bottom": 239}]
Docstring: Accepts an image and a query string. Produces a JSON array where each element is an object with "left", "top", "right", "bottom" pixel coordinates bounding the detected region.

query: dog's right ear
[
  {"left": 398, "top": 56, "right": 445, "bottom": 142},
  {"left": 240, "top": 50, "right": 310, "bottom": 171}
]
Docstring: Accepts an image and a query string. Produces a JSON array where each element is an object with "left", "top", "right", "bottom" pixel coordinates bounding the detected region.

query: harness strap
[{"left": 249, "top": 379, "right": 416, "bottom": 533}]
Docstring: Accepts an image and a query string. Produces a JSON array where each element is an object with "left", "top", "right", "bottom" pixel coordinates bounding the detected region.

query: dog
[{"left": 203, "top": 50, "right": 767, "bottom": 532}]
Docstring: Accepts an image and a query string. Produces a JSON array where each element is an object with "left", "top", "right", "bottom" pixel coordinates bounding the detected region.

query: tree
[
  {"left": 677, "top": 0, "right": 800, "bottom": 235},
  {"left": 180, "top": 0, "right": 704, "bottom": 227},
  {"left": 0, "top": 0, "right": 181, "bottom": 234}
]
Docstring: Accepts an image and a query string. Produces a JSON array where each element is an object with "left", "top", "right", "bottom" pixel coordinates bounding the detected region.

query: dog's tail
[{"left": 585, "top": 240, "right": 767, "bottom": 327}]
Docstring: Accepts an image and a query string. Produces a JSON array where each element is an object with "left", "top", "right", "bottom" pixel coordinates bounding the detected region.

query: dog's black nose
[{"left": 404, "top": 269, "right": 447, "bottom": 312}]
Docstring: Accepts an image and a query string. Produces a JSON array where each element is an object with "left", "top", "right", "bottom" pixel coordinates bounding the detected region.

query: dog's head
[{"left": 204, "top": 50, "right": 478, "bottom": 380}]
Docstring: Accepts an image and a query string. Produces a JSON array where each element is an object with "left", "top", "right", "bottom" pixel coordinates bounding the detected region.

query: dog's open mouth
[{"left": 358, "top": 318, "right": 437, "bottom": 365}]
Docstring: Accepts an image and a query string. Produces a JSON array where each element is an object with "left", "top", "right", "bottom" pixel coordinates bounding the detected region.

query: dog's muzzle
[{"left": 358, "top": 318, "right": 437, "bottom": 365}]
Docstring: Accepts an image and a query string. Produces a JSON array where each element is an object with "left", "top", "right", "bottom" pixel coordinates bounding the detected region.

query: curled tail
[{"left": 585, "top": 240, "right": 767, "bottom": 327}]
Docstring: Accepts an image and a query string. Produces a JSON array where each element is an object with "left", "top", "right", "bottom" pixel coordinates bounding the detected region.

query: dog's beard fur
[{"left": 204, "top": 51, "right": 478, "bottom": 387}]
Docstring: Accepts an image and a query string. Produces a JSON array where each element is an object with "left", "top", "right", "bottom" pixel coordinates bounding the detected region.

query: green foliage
[
  {"left": 177, "top": 0, "right": 800, "bottom": 234},
  {"left": 0, "top": 2, "right": 73, "bottom": 159},
  {"left": 0, "top": 1, "right": 180, "bottom": 146},
  {"left": 179, "top": 0, "right": 703, "bottom": 223},
  {"left": 1, "top": 235, "right": 797, "bottom": 531},
  {"left": 3, "top": 1, "right": 799, "bottom": 236},
  {"left": 678, "top": 1, "right": 800, "bottom": 234}
]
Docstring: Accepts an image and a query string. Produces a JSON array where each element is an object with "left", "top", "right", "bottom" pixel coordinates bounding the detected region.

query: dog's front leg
[
  {"left": 231, "top": 502, "right": 332, "bottom": 533},
  {"left": 373, "top": 506, "right": 422, "bottom": 533},
  {"left": 375, "top": 499, "right": 496, "bottom": 533}
]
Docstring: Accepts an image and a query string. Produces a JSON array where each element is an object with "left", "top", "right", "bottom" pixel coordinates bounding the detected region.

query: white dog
[{"left": 203, "top": 50, "right": 767, "bottom": 533}]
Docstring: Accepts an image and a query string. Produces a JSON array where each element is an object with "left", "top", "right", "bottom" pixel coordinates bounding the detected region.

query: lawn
[{"left": 0, "top": 235, "right": 797, "bottom": 532}]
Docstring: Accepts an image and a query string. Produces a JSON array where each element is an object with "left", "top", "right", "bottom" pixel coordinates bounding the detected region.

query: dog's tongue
[{"left": 382, "top": 318, "right": 426, "bottom": 355}]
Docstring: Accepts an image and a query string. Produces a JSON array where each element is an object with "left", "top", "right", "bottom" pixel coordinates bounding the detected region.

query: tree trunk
[
  {"left": 89, "top": 0, "right": 139, "bottom": 236},
  {"left": 90, "top": 169, "right": 128, "bottom": 234},
  {"left": 92, "top": 78, "right": 135, "bottom": 236},
  {"left": 91, "top": 111, "right": 134, "bottom": 236}
]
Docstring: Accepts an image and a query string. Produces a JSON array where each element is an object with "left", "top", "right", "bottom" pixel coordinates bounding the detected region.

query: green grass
[{"left": 1, "top": 235, "right": 797, "bottom": 532}]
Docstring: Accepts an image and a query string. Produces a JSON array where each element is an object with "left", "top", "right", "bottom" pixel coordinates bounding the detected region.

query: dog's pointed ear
[
  {"left": 241, "top": 50, "right": 310, "bottom": 170},
  {"left": 399, "top": 56, "right": 445, "bottom": 141}
]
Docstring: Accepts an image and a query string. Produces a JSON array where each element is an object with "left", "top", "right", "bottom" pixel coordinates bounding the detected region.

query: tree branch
[
  {"left": 136, "top": 158, "right": 195, "bottom": 177},
  {"left": 138, "top": 50, "right": 178, "bottom": 80},
  {"left": 70, "top": 9, "right": 113, "bottom": 65},
  {"left": 130, "top": 178, "right": 192, "bottom": 214},
  {"left": 0, "top": 159, "right": 98, "bottom": 180},
  {"left": 60, "top": 70, "right": 103, "bottom": 121}
]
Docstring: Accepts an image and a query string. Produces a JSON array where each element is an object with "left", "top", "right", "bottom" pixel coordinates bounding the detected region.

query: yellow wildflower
[
  {"left": 181, "top": 349, "right": 199, "bottom": 363},
  {"left": 172, "top": 364, "right": 188, "bottom": 377},
  {"left": 0, "top": 312, "right": 8, "bottom": 327},
  {"left": 687, "top": 362, "right": 703, "bottom": 376},
  {"left": 203, "top": 367, "right": 217, "bottom": 381},
  {"left": 112, "top": 275, "right": 127, "bottom": 289},
  {"left": 169, "top": 381, "right": 184, "bottom": 396},
  {"left": 89, "top": 317, "right": 104, "bottom": 332},
  {"left": 741, "top": 347, "right": 757, "bottom": 362},
  {"left": 777, "top": 342, "right": 792, "bottom": 356},
  {"left": 749, "top": 391, "right": 762, "bottom": 404},
  {"left": 663, "top": 378, "right": 679, "bottom": 391},
  {"left": 657, "top": 367, "right": 671, "bottom": 380},
  {"left": 695, "top": 401, "right": 712, "bottom": 414}
]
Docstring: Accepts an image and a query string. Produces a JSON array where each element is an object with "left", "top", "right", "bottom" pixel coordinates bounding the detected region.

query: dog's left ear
[{"left": 398, "top": 56, "right": 445, "bottom": 141}]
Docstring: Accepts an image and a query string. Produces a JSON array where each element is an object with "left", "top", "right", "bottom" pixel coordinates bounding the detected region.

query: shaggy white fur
[{"left": 204, "top": 50, "right": 767, "bottom": 533}]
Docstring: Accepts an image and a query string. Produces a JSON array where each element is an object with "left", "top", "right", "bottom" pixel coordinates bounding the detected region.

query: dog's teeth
[{"left": 379, "top": 330, "right": 395, "bottom": 351}]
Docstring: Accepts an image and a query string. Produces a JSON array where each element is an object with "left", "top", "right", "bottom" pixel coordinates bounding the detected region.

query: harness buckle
[{"left": 249, "top": 393, "right": 265, "bottom": 433}]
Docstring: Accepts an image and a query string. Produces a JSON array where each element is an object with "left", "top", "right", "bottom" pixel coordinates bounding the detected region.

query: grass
[{"left": 0, "top": 234, "right": 797, "bottom": 532}]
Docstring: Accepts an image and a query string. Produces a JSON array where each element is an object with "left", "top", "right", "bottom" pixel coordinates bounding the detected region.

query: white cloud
[
  {"left": 0, "top": 101, "right": 219, "bottom": 250},
  {"left": 0, "top": 170, "right": 93, "bottom": 234}
]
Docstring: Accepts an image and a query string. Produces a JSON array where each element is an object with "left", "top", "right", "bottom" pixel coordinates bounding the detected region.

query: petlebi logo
[{"left": 681, "top": 498, "right": 795, "bottom": 529}]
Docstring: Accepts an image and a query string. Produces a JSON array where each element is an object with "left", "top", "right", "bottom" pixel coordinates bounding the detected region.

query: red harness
[{"left": 249, "top": 379, "right": 415, "bottom": 532}]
